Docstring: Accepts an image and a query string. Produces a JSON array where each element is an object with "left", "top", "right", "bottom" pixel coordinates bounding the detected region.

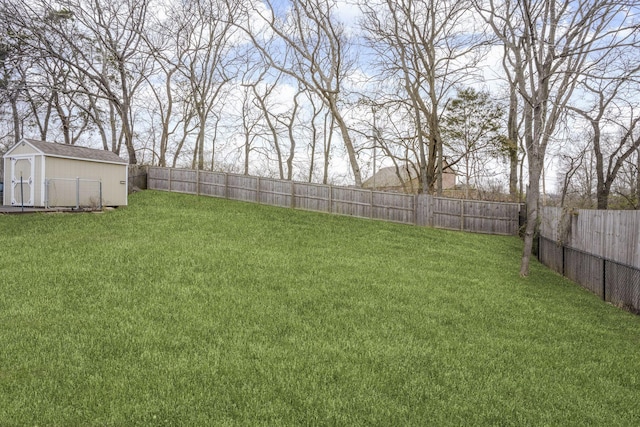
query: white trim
[
  {"left": 40, "top": 154, "right": 46, "bottom": 207},
  {"left": 3, "top": 139, "right": 42, "bottom": 158},
  {"left": 125, "top": 167, "right": 129, "bottom": 205},
  {"left": 10, "top": 155, "right": 35, "bottom": 206}
]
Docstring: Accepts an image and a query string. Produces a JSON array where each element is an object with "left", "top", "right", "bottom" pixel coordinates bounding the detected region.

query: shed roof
[{"left": 6, "top": 139, "right": 128, "bottom": 165}]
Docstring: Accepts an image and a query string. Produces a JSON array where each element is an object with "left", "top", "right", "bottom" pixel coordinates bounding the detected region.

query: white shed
[{"left": 2, "top": 139, "right": 128, "bottom": 207}]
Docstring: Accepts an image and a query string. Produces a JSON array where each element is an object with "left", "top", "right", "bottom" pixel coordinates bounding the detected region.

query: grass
[{"left": 1, "top": 190, "right": 639, "bottom": 426}]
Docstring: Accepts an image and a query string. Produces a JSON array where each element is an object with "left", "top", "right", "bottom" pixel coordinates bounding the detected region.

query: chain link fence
[
  {"left": 45, "top": 178, "right": 102, "bottom": 209},
  {"left": 538, "top": 236, "right": 640, "bottom": 314}
]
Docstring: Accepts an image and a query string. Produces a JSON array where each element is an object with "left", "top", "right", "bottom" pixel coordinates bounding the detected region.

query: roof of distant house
[
  {"left": 363, "top": 166, "right": 417, "bottom": 188},
  {"left": 363, "top": 163, "right": 455, "bottom": 188}
]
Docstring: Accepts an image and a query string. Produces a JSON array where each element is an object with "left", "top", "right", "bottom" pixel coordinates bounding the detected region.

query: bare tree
[
  {"left": 141, "top": 24, "right": 180, "bottom": 167},
  {"left": 613, "top": 147, "right": 640, "bottom": 209},
  {"left": 360, "top": 0, "right": 488, "bottom": 194},
  {"left": 567, "top": 59, "right": 640, "bottom": 209},
  {"left": 5, "top": 0, "right": 155, "bottom": 162},
  {"left": 282, "top": 86, "right": 303, "bottom": 181},
  {"left": 477, "top": 0, "right": 640, "bottom": 275},
  {"left": 18, "top": 10, "right": 109, "bottom": 146},
  {"left": 243, "top": 0, "right": 363, "bottom": 185},
  {"left": 164, "top": 0, "right": 239, "bottom": 171},
  {"left": 352, "top": 98, "right": 427, "bottom": 193},
  {"left": 502, "top": 44, "right": 522, "bottom": 201},
  {"left": 303, "top": 91, "right": 334, "bottom": 184},
  {"left": 557, "top": 146, "right": 588, "bottom": 208},
  {"left": 235, "top": 85, "right": 263, "bottom": 175},
  {"left": 142, "top": 64, "right": 179, "bottom": 167},
  {"left": 245, "top": 69, "right": 287, "bottom": 179}
]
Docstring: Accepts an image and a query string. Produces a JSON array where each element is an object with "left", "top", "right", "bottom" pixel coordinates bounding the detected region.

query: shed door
[{"left": 11, "top": 156, "right": 35, "bottom": 206}]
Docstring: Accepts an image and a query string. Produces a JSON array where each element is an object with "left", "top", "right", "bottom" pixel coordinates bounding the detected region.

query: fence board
[
  {"left": 606, "top": 211, "right": 640, "bottom": 266},
  {"left": 539, "top": 207, "right": 562, "bottom": 241},
  {"left": 170, "top": 169, "right": 197, "bottom": 194},
  {"left": 415, "top": 194, "right": 431, "bottom": 227},
  {"left": 198, "top": 171, "right": 226, "bottom": 198},
  {"left": 258, "top": 178, "right": 292, "bottom": 208},
  {"left": 462, "top": 200, "right": 521, "bottom": 235},
  {"left": 148, "top": 167, "right": 170, "bottom": 191},
  {"left": 227, "top": 174, "right": 258, "bottom": 202},
  {"left": 573, "top": 210, "right": 607, "bottom": 260},
  {"left": 294, "top": 182, "right": 331, "bottom": 213},
  {"left": 371, "top": 192, "right": 415, "bottom": 224},
  {"left": 331, "top": 187, "right": 371, "bottom": 218},
  {"left": 433, "top": 198, "right": 463, "bottom": 230}
]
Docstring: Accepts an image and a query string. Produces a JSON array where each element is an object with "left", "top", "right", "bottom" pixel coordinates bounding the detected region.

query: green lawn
[{"left": 1, "top": 190, "right": 639, "bottom": 425}]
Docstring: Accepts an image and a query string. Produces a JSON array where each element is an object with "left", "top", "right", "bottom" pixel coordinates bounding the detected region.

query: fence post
[
  {"left": 329, "top": 185, "right": 333, "bottom": 214},
  {"left": 460, "top": 199, "right": 465, "bottom": 231},
  {"left": 20, "top": 173, "right": 24, "bottom": 212},
  {"left": 425, "top": 195, "right": 430, "bottom": 226},
  {"left": 99, "top": 181, "right": 103, "bottom": 209},
  {"left": 370, "top": 190, "right": 374, "bottom": 219},
  {"left": 168, "top": 168, "right": 172, "bottom": 192},
  {"left": 256, "top": 177, "right": 261, "bottom": 203},
  {"left": 76, "top": 177, "right": 80, "bottom": 210},
  {"left": 291, "top": 181, "right": 296, "bottom": 209},
  {"left": 196, "top": 168, "right": 200, "bottom": 196},
  {"left": 602, "top": 258, "right": 607, "bottom": 302},
  {"left": 224, "top": 173, "right": 229, "bottom": 199}
]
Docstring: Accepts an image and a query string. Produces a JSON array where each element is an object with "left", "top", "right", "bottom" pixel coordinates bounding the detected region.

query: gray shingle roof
[
  {"left": 362, "top": 166, "right": 418, "bottom": 188},
  {"left": 23, "top": 139, "right": 128, "bottom": 164}
]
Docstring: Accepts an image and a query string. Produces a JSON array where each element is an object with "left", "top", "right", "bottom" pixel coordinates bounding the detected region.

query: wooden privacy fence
[
  {"left": 146, "top": 167, "right": 523, "bottom": 236},
  {"left": 538, "top": 207, "right": 640, "bottom": 312}
]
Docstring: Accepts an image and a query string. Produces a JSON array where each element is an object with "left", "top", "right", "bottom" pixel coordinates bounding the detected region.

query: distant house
[
  {"left": 362, "top": 163, "right": 456, "bottom": 193},
  {"left": 2, "top": 139, "right": 128, "bottom": 207}
]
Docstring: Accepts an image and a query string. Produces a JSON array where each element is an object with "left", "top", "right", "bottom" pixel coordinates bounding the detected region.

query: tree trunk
[
  {"left": 636, "top": 149, "right": 640, "bottom": 209},
  {"left": 507, "top": 83, "right": 519, "bottom": 201},
  {"left": 308, "top": 108, "right": 320, "bottom": 183},
  {"left": 596, "top": 180, "right": 612, "bottom": 210},
  {"left": 244, "top": 132, "right": 251, "bottom": 175},
  {"left": 119, "top": 64, "right": 137, "bottom": 164},
  {"left": 158, "top": 69, "right": 175, "bottom": 167},
  {"left": 426, "top": 132, "right": 438, "bottom": 194},
  {"left": 11, "top": 94, "right": 21, "bottom": 144},
  {"left": 286, "top": 93, "right": 300, "bottom": 181},
  {"left": 328, "top": 96, "right": 361, "bottom": 186},
  {"left": 432, "top": 98, "right": 443, "bottom": 196},
  {"left": 411, "top": 93, "right": 428, "bottom": 194},
  {"left": 519, "top": 89, "right": 541, "bottom": 276},
  {"left": 323, "top": 112, "right": 334, "bottom": 185},
  {"left": 520, "top": 155, "right": 542, "bottom": 276},
  {"left": 197, "top": 116, "right": 205, "bottom": 170}
]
